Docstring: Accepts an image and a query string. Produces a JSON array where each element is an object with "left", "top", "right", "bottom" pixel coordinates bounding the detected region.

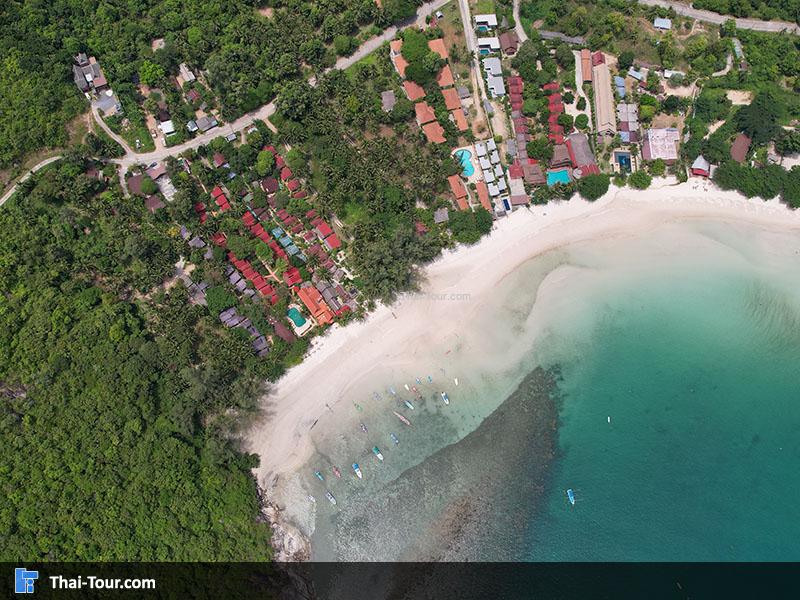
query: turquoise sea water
[
  {"left": 527, "top": 260, "right": 800, "bottom": 560},
  {"left": 303, "top": 220, "right": 800, "bottom": 561}
]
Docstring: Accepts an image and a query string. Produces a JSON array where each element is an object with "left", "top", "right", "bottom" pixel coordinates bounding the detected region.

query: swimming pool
[
  {"left": 614, "top": 151, "right": 632, "bottom": 173},
  {"left": 287, "top": 307, "right": 306, "bottom": 327},
  {"left": 547, "top": 168, "right": 571, "bottom": 186},
  {"left": 454, "top": 149, "right": 475, "bottom": 178}
]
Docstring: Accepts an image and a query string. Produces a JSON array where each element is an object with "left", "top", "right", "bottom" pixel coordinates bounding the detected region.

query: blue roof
[
  {"left": 619, "top": 131, "right": 631, "bottom": 143},
  {"left": 278, "top": 235, "right": 292, "bottom": 248},
  {"left": 286, "top": 244, "right": 300, "bottom": 256},
  {"left": 616, "top": 85, "right": 626, "bottom": 98},
  {"left": 271, "top": 227, "right": 284, "bottom": 238},
  {"left": 614, "top": 76, "right": 625, "bottom": 86}
]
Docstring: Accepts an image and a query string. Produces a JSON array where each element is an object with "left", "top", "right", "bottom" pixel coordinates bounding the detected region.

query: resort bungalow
[
  {"left": 483, "top": 57, "right": 505, "bottom": 97},
  {"left": 641, "top": 128, "right": 680, "bottom": 163},
  {"left": 730, "top": 133, "right": 751, "bottom": 163},
  {"left": 381, "top": 90, "right": 396, "bottom": 112},
  {"left": 614, "top": 76, "right": 626, "bottom": 98},
  {"left": 499, "top": 31, "right": 520, "bottom": 56},
  {"left": 477, "top": 37, "right": 501, "bottom": 55},
  {"left": 580, "top": 49, "right": 592, "bottom": 83},
  {"left": 592, "top": 63, "right": 617, "bottom": 137},
  {"left": 433, "top": 207, "right": 449, "bottom": 224},
  {"left": 653, "top": 17, "right": 672, "bottom": 31},
  {"left": 691, "top": 155, "right": 711, "bottom": 178},
  {"left": 390, "top": 39, "right": 408, "bottom": 78},
  {"left": 448, "top": 175, "right": 469, "bottom": 211},
  {"left": 474, "top": 14, "right": 498, "bottom": 31}
]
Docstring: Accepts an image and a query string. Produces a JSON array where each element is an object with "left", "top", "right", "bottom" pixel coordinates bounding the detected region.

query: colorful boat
[
  {"left": 325, "top": 491, "right": 337, "bottom": 505},
  {"left": 332, "top": 466, "right": 341, "bottom": 478},
  {"left": 567, "top": 488, "right": 575, "bottom": 506},
  {"left": 360, "top": 422, "right": 368, "bottom": 433},
  {"left": 393, "top": 411, "right": 412, "bottom": 426},
  {"left": 454, "top": 377, "right": 459, "bottom": 386},
  {"left": 404, "top": 399, "right": 415, "bottom": 410},
  {"left": 416, "top": 377, "right": 422, "bottom": 384},
  {"left": 390, "top": 433, "right": 400, "bottom": 445},
  {"left": 314, "top": 470, "right": 324, "bottom": 481},
  {"left": 427, "top": 375, "right": 433, "bottom": 383},
  {"left": 372, "top": 446, "right": 384, "bottom": 461},
  {"left": 441, "top": 392, "right": 450, "bottom": 405},
  {"left": 353, "top": 463, "right": 363, "bottom": 479},
  {"left": 389, "top": 386, "right": 396, "bottom": 395},
  {"left": 404, "top": 384, "right": 410, "bottom": 391}
]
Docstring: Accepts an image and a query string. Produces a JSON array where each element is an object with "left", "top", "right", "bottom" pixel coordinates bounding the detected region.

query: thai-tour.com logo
[
  {"left": 14, "top": 567, "right": 156, "bottom": 594},
  {"left": 14, "top": 568, "right": 38, "bottom": 594}
]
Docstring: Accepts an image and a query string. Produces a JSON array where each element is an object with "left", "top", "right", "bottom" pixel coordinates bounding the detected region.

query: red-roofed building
[
  {"left": 315, "top": 221, "right": 333, "bottom": 238},
  {"left": 580, "top": 49, "right": 592, "bottom": 82},
  {"left": 211, "top": 185, "right": 224, "bottom": 198},
  {"left": 297, "top": 286, "right": 335, "bottom": 326},
  {"left": 211, "top": 232, "right": 227, "bottom": 246},
  {"left": 403, "top": 80, "right": 426, "bottom": 101},
  {"left": 242, "top": 212, "right": 256, "bottom": 226},
  {"left": 442, "top": 87, "right": 461, "bottom": 111},
  {"left": 508, "top": 160, "right": 524, "bottom": 179},
  {"left": 212, "top": 153, "right": 226, "bottom": 168},
  {"left": 284, "top": 267, "right": 303, "bottom": 286},
  {"left": 261, "top": 177, "right": 279, "bottom": 193},
  {"left": 422, "top": 121, "right": 446, "bottom": 144},
  {"left": 448, "top": 174, "right": 467, "bottom": 202},
  {"left": 275, "top": 155, "right": 285, "bottom": 169},
  {"left": 428, "top": 38, "right": 448, "bottom": 60},
  {"left": 280, "top": 166, "right": 293, "bottom": 181},
  {"left": 592, "top": 51, "right": 605, "bottom": 66},
  {"left": 437, "top": 65, "right": 455, "bottom": 88},
  {"left": 415, "top": 221, "right": 429, "bottom": 235},
  {"left": 324, "top": 233, "right": 342, "bottom": 250},
  {"left": 415, "top": 102, "right": 436, "bottom": 125},
  {"left": 475, "top": 181, "right": 492, "bottom": 212},
  {"left": 286, "top": 179, "right": 300, "bottom": 191},
  {"left": 451, "top": 109, "right": 468, "bottom": 132},
  {"left": 543, "top": 82, "right": 559, "bottom": 92},
  {"left": 292, "top": 190, "right": 308, "bottom": 199}
]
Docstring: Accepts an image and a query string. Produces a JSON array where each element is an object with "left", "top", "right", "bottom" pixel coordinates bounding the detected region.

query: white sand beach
[{"left": 246, "top": 179, "right": 800, "bottom": 506}]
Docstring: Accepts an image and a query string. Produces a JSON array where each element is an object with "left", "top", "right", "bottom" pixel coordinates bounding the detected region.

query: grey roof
[
  {"left": 486, "top": 75, "right": 505, "bottom": 97},
  {"left": 381, "top": 90, "right": 396, "bottom": 112},
  {"left": 479, "top": 156, "right": 491, "bottom": 170},
  {"left": 483, "top": 99, "right": 494, "bottom": 116},
  {"left": 196, "top": 116, "right": 218, "bottom": 132},
  {"left": 475, "top": 142, "right": 488, "bottom": 157},
  {"left": 457, "top": 86, "right": 470, "bottom": 99},
  {"left": 486, "top": 139, "right": 497, "bottom": 151},
  {"left": 188, "top": 236, "right": 206, "bottom": 249},
  {"left": 433, "top": 208, "right": 449, "bottom": 224},
  {"left": 482, "top": 57, "right": 502, "bottom": 77},
  {"left": 490, "top": 150, "right": 500, "bottom": 164},
  {"left": 493, "top": 163, "right": 504, "bottom": 177}
]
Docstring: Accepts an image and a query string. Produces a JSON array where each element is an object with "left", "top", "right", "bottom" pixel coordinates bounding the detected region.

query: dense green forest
[
  {"left": 0, "top": 154, "right": 272, "bottom": 560},
  {"left": 0, "top": 0, "right": 422, "bottom": 169}
]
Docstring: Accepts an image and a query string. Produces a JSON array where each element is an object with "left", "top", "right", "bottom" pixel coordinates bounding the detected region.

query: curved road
[
  {"left": 513, "top": 0, "right": 798, "bottom": 44},
  {"left": 0, "top": 156, "right": 63, "bottom": 207}
]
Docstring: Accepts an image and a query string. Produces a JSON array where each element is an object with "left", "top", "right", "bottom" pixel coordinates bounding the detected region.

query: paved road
[
  {"left": 107, "top": 0, "right": 451, "bottom": 173},
  {"left": 638, "top": 0, "right": 799, "bottom": 34},
  {"left": 0, "top": 156, "right": 64, "bottom": 207},
  {"left": 514, "top": 0, "right": 798, "bottom": 45}
]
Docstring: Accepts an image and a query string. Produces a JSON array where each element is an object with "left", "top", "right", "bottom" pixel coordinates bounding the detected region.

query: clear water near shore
[{"left": 292, "top": 219, "right": 800, "bottom": 561}]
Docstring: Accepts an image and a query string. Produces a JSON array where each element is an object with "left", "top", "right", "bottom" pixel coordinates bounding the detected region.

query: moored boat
[
  {"left": 389, "top": 386, "right": 396, "bottom": 395},
  {"left": 567, "top": 488, "right": 575, "bottom": 506},
  {"left": 415, "top": 377, "right": 421, "bottom": 384},
  {"left": 332, "top": 466, "right": 341, "bottom": 478},
  {"left": 441, "top": 392, "right": 450, "bottom": 405},
  {"left": 325, "top": 491, "right": 337, "bottom": 505},
  {"left": 390, "top": 432, "right": 400, "bottom": 445},
  {"left": 404, "top": 383, "right": 410, "bottom": 391},
  {"left": 314, "top": 470, "right": 324, "bottom": 481},
  {"left": 404, "top": 399, "right": 415, "bottom": 410},
  {"left": 352, "top": 463, "right": 363, "bottom": 479},
  {"left": 360, "top": 422, "right": 368, "bottom": 433},
  {"left": 372, "top": 446, "right": 384, "bottom": 461},
  {"left": 427, "top": 375, "right": 433, "bottom": 383},
  {"left": 392, "top": 411, "right": 412, "bottom": 426},
  {"left": 454, "top": 377, "right": 459, "bottom": 386}
]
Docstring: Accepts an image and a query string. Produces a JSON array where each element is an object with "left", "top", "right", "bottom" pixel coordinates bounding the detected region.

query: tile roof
[{"left": 403, "top": 80, "right": 426, "bottom": 101}]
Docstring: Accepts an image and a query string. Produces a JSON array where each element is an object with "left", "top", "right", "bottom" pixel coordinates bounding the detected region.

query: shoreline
[{"left": 247, "top": 180, "right": 800, "bottom": 560}]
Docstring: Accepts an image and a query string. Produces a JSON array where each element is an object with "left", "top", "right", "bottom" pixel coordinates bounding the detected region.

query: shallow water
[{"left": 296, "top": 219, "right": 800, "bottom": 561}]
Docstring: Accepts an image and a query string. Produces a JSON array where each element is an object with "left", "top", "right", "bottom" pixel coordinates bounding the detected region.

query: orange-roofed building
[
  {"left": 442, "top": 87, "right": 461, "bottom": 111},
  {"left": 448, "top": 174, "right": 467, "bottom": 200},
  {"left": 415, "top": 101, "right": 436, "bottom": 125},
  {"left": 475, "top": 181, "right": 492, "bottom": 212},
  {"left": 297, "top": 286, "right": 335, "bottom": 326},
  {"left": 451, "top": 109, "right": 468, "bottom": 131},
  {"left": 403, "top": 80, "right": 426, "bottom": 101},
  {"left": 389, "top": 39, "right": 407, "bottom": 78},
  {"left": 436, "top": 65, "right": 455, "bottom": 88},
  {"left": 422, "top": 121, "right": 446, "bottom": 144},
  {"left": 580, "top": 49, "right": 592, "bottom": 82},
  {"left": 428, "top": 38, "right": 448, "bottom": 60}
]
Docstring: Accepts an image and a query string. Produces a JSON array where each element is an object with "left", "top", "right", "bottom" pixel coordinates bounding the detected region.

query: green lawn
[{"left": 474, "top": 0, "right": 496, "bottom": 14}]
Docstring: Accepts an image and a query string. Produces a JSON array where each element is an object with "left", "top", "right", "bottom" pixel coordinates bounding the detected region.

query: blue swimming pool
[
  {"left": 455, "top": 149, "right": 475, "bottom": 178},
  {"left": 615, "top": 151, "right": 632, "bottom": 173},
  {"left": 547, "top": 168, "right": 571, "bottom": 186}
]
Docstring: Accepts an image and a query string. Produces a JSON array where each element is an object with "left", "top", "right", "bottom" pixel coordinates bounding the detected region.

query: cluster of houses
[
  {"left": 73, "top": 53, "right": 122, "bottom": 116},
  {"left": 474, "top": 14, "right": 519, "bottom": 57},
  {"left": 390, "top": 36, "right": 469, "bottom": 142}
]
